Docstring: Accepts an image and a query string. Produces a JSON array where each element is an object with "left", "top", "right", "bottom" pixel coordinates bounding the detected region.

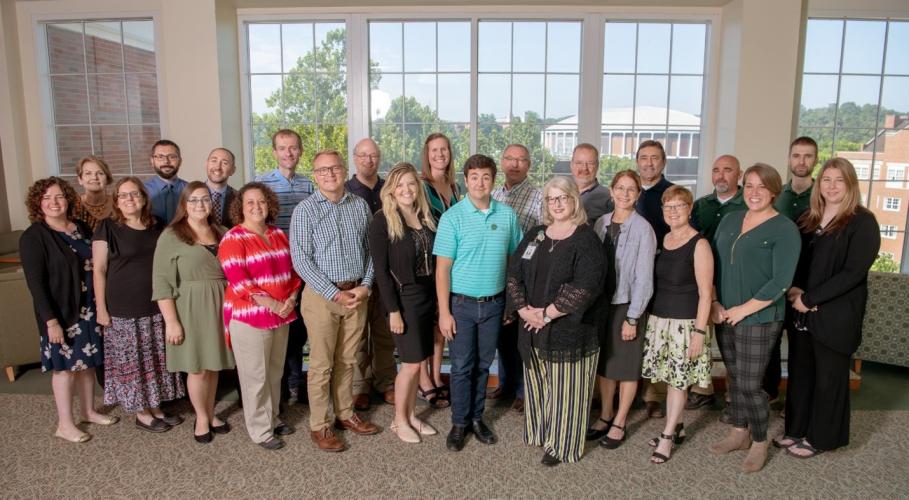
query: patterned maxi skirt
[
  {"left": 103, "top": 314, "right": 186, "bottom": 413},
  {"left": 641, "top": 315, "right": 712, "bottom": 391}
]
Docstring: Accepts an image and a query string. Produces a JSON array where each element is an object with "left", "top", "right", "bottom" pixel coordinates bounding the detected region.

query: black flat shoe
[
  {"left": 211, "top": 422, "right": 231, "bottom": 434},
  {"left": 541, "top": 450, "right": 561, "bottom": 467},
  {"left": 160, "top": 412, "right": 184, "bottom": 427},
  {"left": 446, "top": 425, "right": 468, "bottom": 452},
  {"left": 258, "top": 436, "right": 285, "bottom": 450},
  {"left": 585, "top": 417, "right": 613, "bottom": 441},
  {"left": 275, "top": 423, "right": 295, "bottom": 436},
  {"left": 193, "top": 420, "right": 213, "bottom": 444},
  {"left": 135, "top": 417, "right": 171, "bottom": 433},
  {"left": 471, "top": 420, "right": 497, "bottom": 445},
  {"left": 599, "top": 424, "right": 625, "bottom": 449}
]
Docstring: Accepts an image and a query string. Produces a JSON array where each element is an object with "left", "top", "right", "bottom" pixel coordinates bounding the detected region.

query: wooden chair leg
[{"left": 4, "top": 366, "right": 15, "bottom": 382}]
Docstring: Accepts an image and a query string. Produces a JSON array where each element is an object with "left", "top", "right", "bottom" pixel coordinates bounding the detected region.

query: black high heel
[
  {"left": 650, "top": 432, "right": 676, "bottom": 464},
  {"left": 585, "top": 417, "right": 613, "bottom": 441},
  {"left": 598, "top": 423, "right": 625, "bottom": 449},
  {"left": 648, "top": 422, "right": 685, "bottom": 447}
]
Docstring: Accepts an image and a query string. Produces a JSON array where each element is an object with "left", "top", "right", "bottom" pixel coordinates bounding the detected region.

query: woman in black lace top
[{"left": 506, "top": 176, "right": 606, "bottom": 466}]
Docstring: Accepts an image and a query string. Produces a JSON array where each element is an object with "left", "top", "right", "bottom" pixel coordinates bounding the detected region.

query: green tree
[{"left": 871, "top": 252, "right": 900, "bottom": 273}]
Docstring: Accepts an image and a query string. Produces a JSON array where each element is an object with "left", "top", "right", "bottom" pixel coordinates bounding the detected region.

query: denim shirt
[{"left": 593, "top": 210, "right": 656, "bottom": 319}]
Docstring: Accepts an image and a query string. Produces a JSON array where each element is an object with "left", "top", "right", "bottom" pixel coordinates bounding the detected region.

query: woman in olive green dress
[{"left": 153, "top": 181, "right": 235, "bottom": 444}]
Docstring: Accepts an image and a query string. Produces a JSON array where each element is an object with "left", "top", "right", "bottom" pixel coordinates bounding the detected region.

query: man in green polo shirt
[
  {"left": 434, "top": 154, "right": 522, "bottom": 452},
  {"left": 774, "top": 136, "right": 818, "bottom": 221}
]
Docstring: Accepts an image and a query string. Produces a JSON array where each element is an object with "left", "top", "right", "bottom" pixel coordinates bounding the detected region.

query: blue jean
[{"left": 449, "top": 294, "right": 505, "bottom": 426}]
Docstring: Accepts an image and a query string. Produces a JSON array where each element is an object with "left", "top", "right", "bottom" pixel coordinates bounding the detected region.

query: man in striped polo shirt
[{"left": 434, "top": 154, "right": 523, "bottom": 451}]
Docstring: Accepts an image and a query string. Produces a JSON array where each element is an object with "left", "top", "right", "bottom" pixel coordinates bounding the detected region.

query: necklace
[
  {"left": 413, "top": 226, "right": 431, "bottom": 275},
  {"left": 546, "top": 224, "right": 575, "bottom": 253}
]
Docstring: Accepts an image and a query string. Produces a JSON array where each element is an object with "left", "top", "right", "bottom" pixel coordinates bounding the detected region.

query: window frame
[
  {"left": 34, "top": 13, "right": 165, "bottom": 178},
  {"left": 237, "top": 7, "right": 720, "bottom": 188},
  {"left": 884, "top": 196, "right": 901, "bottom": 212}
]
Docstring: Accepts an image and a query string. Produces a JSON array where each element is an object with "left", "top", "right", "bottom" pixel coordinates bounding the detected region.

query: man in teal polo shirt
[{"left": 434, "top": 154, "right": 522, "bottom": 452}]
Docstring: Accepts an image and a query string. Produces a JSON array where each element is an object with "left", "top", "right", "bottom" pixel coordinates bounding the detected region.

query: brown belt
[{"left": 334, "top": 279, "right": 362, "bottom": 291}]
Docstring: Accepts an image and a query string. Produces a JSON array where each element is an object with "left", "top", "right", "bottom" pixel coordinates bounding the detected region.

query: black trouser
[
  {"left": 495, "top": 320, "right": 524, "bottom": 398},
  {"left": 762, "top": 310, "right": 788, "bottom": 401},
  {"left": 784, "top": 329, "right": 851, "bottom": 450},
  {"left": 282, "top": 308, "right": 309, "bottom": 396}
]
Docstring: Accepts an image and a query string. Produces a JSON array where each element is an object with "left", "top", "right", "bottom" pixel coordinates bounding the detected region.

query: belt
[
  {"left": 452, "top": 292, "right": 504, "bottom": 303},
  {"left": 333, "top": 279, "right": 362, "bottom": 291}
]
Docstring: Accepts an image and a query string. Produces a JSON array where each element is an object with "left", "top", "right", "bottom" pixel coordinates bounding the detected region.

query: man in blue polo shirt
[{"left": 434, "top": 154, "right": 522, "bottom": 452}]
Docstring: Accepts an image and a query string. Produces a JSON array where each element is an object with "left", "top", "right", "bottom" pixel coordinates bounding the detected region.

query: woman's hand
[
  {"left": 791, "top": 293, "right": 812, "bottom": 313},
  {"left": 710, "top": 301, "right": 727, "bottom": 324},
  {"left": 165, "top": 321, "right": 184, "bottom": 346},
  {"left": 389, "top": 312, "right": 405, "bottom": 334},
  {"left": 518, "top": 306, "right": 545, "bottom": 332},
  {"left": 787, "top": 286, "right": 805, "bottom": 303},
  {"left": 687, "top": 330, "right": 705, "bottom": 359},
  {"left": 47, "top": 320, "right": 65, "bottom": 345},
  {"left": 96, "top": 308, "right": 112, "bottom": 327},
  {"left": 621, "top": 320, "right": 637, "bottom": 341},
  {"left": 723, "top": 305, "right": 748, "bottom": 326},
  {"left": 276, "top": 297, "right": 296, "bottom": 318}
]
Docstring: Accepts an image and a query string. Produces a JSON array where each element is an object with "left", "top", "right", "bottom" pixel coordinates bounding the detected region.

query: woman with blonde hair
[
  {"left": 74, "top": 156, "right": 115, "bottom": 231},
  {"left": 775, "top": 158, "right": 879, "bottom": 458},
  {"left": 369, "top": 163, "right": 440, "bottom": 442},
  {"left": 507, "top": 175, "right": 605, "bottom": 465}
]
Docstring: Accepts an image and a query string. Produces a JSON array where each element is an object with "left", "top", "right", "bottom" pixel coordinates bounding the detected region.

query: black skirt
[{"left": 394, "top": 276, "right": 436, "bottom": 363}]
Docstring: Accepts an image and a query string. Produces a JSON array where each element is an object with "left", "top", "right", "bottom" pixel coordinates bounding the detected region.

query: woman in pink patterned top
[{"left": 218, "top": 182, "right": 301, "bottom": 450}]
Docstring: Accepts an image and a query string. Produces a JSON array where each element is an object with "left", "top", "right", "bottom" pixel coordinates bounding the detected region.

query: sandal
[
  {"left": 649, "top": 422, "right": 685, "bottom": 447},
  {"left": 418, "top": 386, "right": 450, "bottom": 409},
  {"left": 650, "top": 432, "right": 677, "bottom": 464},
  {"left": 772, "top": 435, "right": 800, "bottom": 448},
  {"left": 585, "top": 417, "right": 613, "bottom": 441},
  {"left": 599, "top": 423, "right": 626, "bottom": 449},
  {"left": 786, "top": 439, "right": 824, "bottom": 459}
]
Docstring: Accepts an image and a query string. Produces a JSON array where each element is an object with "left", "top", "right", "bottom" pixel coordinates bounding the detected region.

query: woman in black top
[
  {"left": 776, "top": 158, "right": 880, "bottom": 458},
  {"left": 20, "top": 177, "right": 117, "bottom": 443},
  {"left": 640, "top": 186, "right": 714, "bottom": 464},
  {"left": 92, "top": 177, "right": 186, "bottom": 433},
  {"left": 506, "top": 175, "right": 605, "bottom": 466},
  {"left": 369, "top": 163, "right": 440, "bottom": 444}
]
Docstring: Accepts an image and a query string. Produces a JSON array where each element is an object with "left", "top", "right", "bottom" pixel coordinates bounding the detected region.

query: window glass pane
[
  {"left": 248, "top": 23, "right": 281, "bottom": 73},
  {"left": 478, "top": 73, "right": 510, "bottom": 122},
  {"left": 84, "top": 22, "right": 123, "bottom": 73},
  {"left": 125, "top": 73, "right": 159, "bottom": 123},
  {"left": 478, "top": 22, "right": 511, "bottom": 72},
  {"left": 545, "top": 74, "right": 579, "bottom": 119},
  {"left": 669, "top": 76, "right": 703, "bottom": 121},
  {"left": 634, "top": 75, "right": 669, "bottom": 125},
  {"left": 513, "top": 22, "right": 546, "bottom": 73},
  {"left": 885, "top": 21, "right": 909, "bottom": 75},
  {"left": 47, "top": 24, "right": 84, "bottom": 74},
  {"left": 51, "top": 75, "right": 89, "bottom": 125},
  {"left": 371, "top": 123, "right": 403, "bottom": 173},
  {"left": 87, "top": 74, "right": 127, "bottom": 124},
  {"left": 670, "top": 24, "right": 705, "bottom": 74},
  {"left": 404, "top": 73, "right": 437, "bottom": 121},
  {"left": 404, "top": 22, "right": 436, "bottom": 72},
  {"left": 604, "top": 23, "right": 636, "bottom": 73},
  {"left": 799, "top": 74, "right": 838, "bottom": 126},
  {"left": 512, "top": 74, "right": 545, "bottom": 121},
  {"left": 303, "top": 72, "right": 347, "bottom": 124},
  {"left": 602, "top": 75, "right": 635, "bottom": 122},
  {"left": 129, "top": 124, "right": 160, "bottom": 169},
  {"left": 636, "top": 23, "right": 670, "bottom": 74},
  {"left": 438, "top": 23, "right": 470, "bottom": 72},
  {"left": 836, "top": 75, "right": 880, "bottom": 128},
  {"left": 880, "top": 77, "right": 909, "bottom": 127},
  {"left": 842, "top": 20, "right": 886, "bottom": 74},
  {"left": 282, "top": 24, "right": 314, "bottom": 72},
  {"left": 804, "top": 19, "right": 843, "bottom": 74},
  {"left": 92, "top": 125, "right": 130, "bottom": 174},
  {"left": 546, "top": 22, "right": 581, "bottom": 73},
  {"left": 56, "top": 126, "right": 92, "bottom": 172},
  {"left": 372, "top": 73, "right": 402, "bottom": 122},
  {"left": 369, "top": 22, "right": 402, "bottom": 73},
  {"left": 250, "top": 74, "right": 283, "bottom": 116},
  {"left": 438, "top": 74, "right": 470, "bottom": 122},
  {"left": 122, "top": 21, "right": 156, "bottom": 73}
]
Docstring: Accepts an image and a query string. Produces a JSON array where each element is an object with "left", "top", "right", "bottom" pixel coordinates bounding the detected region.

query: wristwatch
[
  {"left": 543, "top": 309, "right": 552, "bottom": 324},
  {"left": 625, "top": 317, "right": 638, "bottom": 326}
]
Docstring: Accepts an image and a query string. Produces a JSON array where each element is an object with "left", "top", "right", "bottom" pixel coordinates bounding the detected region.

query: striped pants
[
  {"left": 715, "top": 321, "right": 782, "bottom": 442},
  {"left": 523, "top": 349, "right": 598, "bottom": 463}
]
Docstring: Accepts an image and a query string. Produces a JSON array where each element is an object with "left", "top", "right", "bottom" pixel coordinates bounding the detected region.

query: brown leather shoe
[
  {"left": 486, "top": 387, "right": 508, "bottom": 400},
  {"left": 353, "top": 393, "right": 371, "bottom": 412},
  {"left": 511, "top": 397, "right": 524, "bottom": 413},
  {"left": 310, "top": 427, "right": 345, "bottom": 452},
  {"left": 335, "top": 414, "right": 380, "bottom": 435},
  {"left": 383, "top": 389, "right": 395, "bottom": 405},
  {"left": 646, "top": 401, "right": 665, "bottom": 419}
]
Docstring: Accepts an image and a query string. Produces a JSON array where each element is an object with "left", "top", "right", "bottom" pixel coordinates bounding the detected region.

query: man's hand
[{"left": 439, "top": 312, "right": 457, "bottom": 340}]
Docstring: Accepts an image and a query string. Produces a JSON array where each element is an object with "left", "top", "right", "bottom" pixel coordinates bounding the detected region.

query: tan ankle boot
[
  {"left": 708, "top": 428, "right": 752, "bottom": 455},
  {"left": 742, "top": 440, "right": 769, "bottom": 473}
]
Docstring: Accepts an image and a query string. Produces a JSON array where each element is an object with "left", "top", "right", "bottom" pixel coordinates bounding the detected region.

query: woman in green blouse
[{"left": 708, "top": 163, "right": 800, "bottom": 473}]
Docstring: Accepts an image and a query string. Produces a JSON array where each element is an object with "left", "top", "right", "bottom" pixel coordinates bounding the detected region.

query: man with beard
[
  {"left": 144, "top": 139, "right": 188, "bottom": 224},
  {"left": 570, "top": 143, "right": 613, "bottom": 223},
  {"left": 204, "top": 147, "right": 238, "bottom": 228}
]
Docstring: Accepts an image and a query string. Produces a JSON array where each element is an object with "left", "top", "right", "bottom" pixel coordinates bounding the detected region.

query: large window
[
  {"left": 41, "top": 19, "right": 160, "bottom": 178},
  {"left": 246, "top": 21, "right": 348, "bottom": 176},
  {"left": 798, "top": 18, "right": 909, "bottom": 272},
  {"left": 600, "top": 22, "right": 707, "bottom": 190}
]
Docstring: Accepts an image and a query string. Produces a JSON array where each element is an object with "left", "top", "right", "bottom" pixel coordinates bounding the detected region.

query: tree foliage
[{"left": 871, "top": 252, "right": 901, "bottom": 273}]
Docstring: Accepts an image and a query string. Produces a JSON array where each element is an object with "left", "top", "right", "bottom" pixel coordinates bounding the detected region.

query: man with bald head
[
  {"left": 686, "top": 154, "right": 746, "bottom": 415},
  {"left": 346, "top": 138, "right": 396, "bottom": 410},
  {"left": 204, "top": 147, "right": 238, "bottom": 228}
]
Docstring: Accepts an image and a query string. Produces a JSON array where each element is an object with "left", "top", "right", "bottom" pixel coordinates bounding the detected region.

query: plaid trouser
[{"left": 715, "top": 321, "right": 782, "bottom": 442}]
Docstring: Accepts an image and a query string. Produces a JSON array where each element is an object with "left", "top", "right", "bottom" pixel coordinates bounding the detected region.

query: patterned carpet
[{"left": 1, "top": 393, "right": 906, "bottom": 499}]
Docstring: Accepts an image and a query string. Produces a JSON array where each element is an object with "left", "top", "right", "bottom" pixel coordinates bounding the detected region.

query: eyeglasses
[
  {"left": 313, "top": 165, "right": 345, "bottom": 177},
  {"left": 117, "top": 191, "right": 142, "bottom": 200},
  {"left": 503, "top": 156, "right": 530, "bottom": 164},
  {"left": 662, "top": 203, "right": 689, "bottom": 212},
  {"left": 545, "top": 195, "right": 571, "bottom": 205},
  {"left": 355, "top": 153, "right": 380, "bottom": 161},
  {"left": 152, "top": 154, "right": 180, "bottom": 162},
  {"left": 187, "top": 197, "right": 212, "bottom": 205}
]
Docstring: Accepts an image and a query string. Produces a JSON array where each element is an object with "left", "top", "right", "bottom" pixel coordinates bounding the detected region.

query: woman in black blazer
[
  {"left": 368, "top": 163, "right": 439, "bottom": 444},
  {"left": 20, "top": 177, "right": 118, "bottom": 443},
  {"left": 776, "top": 158, "right": 880, "bottom": 458}
]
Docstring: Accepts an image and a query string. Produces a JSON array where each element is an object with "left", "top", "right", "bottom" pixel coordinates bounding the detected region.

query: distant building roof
[{"left": 544, "top": 106, "right": 701, "bottom": 132}]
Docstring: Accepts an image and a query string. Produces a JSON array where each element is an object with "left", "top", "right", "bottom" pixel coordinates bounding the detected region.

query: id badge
[{"left": 522, "top": 243, "right": 538, "bottom": 260}]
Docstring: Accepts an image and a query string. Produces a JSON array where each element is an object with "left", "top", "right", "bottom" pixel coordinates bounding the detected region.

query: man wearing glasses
[
  {"left": 144, "top": 139, "right": 187, "bottom": 224},
  {"left": 570, "top": 143, "right": 614, "bottom": 223},
  {"left": 346, "top": 138, "right": 397, "bottom": 411},
  {"left": 488, "top": 143, "right": 543, "bottom": 413},
  {"left": 289, "top": 149, "right": 379, "bottom": 452}
]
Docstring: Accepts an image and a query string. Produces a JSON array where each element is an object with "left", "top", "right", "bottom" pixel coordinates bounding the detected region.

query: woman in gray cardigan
[{"left": 588, "top": 170, "right": 656, "bottom": 450}]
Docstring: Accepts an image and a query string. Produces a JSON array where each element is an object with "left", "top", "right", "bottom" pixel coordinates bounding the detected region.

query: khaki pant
[
  {"left": 352, "top": 290, "right": 397, "bottom": 395},
  {"left": 301, "top": 285, "right": 367, "bottom": 431},
  {"left": 229, "top": 320, "right": 288, "bottom": 444}
]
